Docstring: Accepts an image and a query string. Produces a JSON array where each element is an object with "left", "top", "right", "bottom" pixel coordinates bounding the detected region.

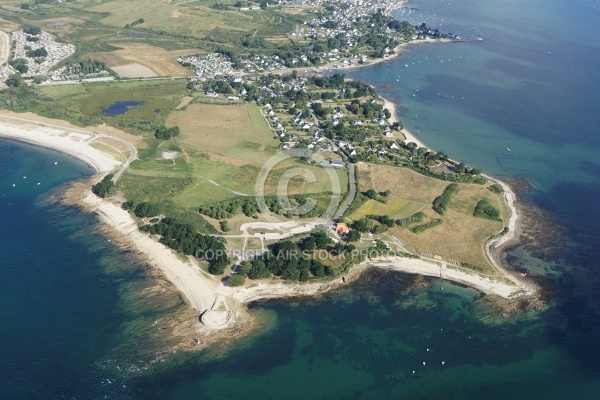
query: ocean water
[
  {"left": 2, "top": 0, "right": 600, "bottom": 398},
  {"left": 0, "top": 140, "right": 181, "bottom": 399}
]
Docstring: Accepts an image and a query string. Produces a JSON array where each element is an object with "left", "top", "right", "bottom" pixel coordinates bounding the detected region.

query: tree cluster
[
  {"left": 200, "top": 196, "right": 259, "bottom": 219},
  {"left": 154, "top": 125, "right": 180, "bottom": 140},
  {"left": 23, "top": 26, "right": 41, "bottom": 35},
  {"left": 26, "top": 47, "right": 47, "bottom": 58},
  {"left": 124, "top": 18, "right": 144, "bottom": 28},
  {"left": 134, "top": 202, "right": 161, "bottom": 218},
  {"left": 92, "top": 174, "right": 116, "bottom": 198},
  {"left": 9, "top": 59, "right": 28, "bottom": 74},
  {"left": 241, "top": 232, "right": 341, "bottom": 281},
  {"left": 432, "top": 183, "right": 458, "bottom": 215},
  {"left": 396, "top": 211, "right": 426, "bottom": 228},
  {"left": 473, "top": 198, "right": 502, "bottom": 221},
  {"left": 63, "top": 59, "right": 107, "bottom": 76},
  {"left": 487, "top": 184, "right": 504, "bottom": 194},
  {"left": 410, "top": 218, "right": 443, "bottom": 233},
  {"left": 141, "top": 218, "right": 230, "bottom": 274}
]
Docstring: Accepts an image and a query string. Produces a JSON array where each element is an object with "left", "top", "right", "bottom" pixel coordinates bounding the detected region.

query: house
[
  {"left": 330, "top": 160, "right": 345, "bottom": 168},
  {"left": 336, "top": 222, "right": 349, "bottom": 235}
]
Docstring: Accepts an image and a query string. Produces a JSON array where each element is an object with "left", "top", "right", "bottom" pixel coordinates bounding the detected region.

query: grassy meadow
[
  {"left": 113, "top": 100, "right": 347, "bottom": 211},
  {"left": 356, "top": 163, "right": 506, "bottom": 273}
]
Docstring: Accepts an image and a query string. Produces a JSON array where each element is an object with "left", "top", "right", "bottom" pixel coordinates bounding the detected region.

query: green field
[{"left": 24, "top": 80, "right": 186, "bottom": 131}]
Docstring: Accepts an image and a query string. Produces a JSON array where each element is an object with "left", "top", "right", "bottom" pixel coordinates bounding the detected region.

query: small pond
[{"left": 101, "top": 101, "right": 143, "bottom": 116}]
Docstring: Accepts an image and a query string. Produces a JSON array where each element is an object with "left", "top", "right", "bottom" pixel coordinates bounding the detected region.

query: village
[
  {"left": 178, "top": 0, "right": 415, "bottom": 76},
  {"left": 184, "top": 70, "right": 471, "bottom": 183}
]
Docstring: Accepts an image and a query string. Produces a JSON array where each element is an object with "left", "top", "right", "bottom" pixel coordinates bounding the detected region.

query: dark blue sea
[{"left": 2, "top": 0, "right": 600, "bottom": 398}]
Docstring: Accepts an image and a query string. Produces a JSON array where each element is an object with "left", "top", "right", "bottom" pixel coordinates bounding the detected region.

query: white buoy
[
  {"left": 12, "top": 184, "right": 15, "bottom": 187},
  {"left": 23, "top": 176, "right": 26, "bottom": 179},
  {"left": 54, "top": 162, "right": 58, "bottom": 165},
  {"left": 442, "top": 361, "right": 445, "bottom": 365},
  {"left": 37, "top": 183, "right": 41, "bottom": 185},
  {"left": 423, "top": 362, "right": 426, "bottom": 366},
  {"left": 427, "top": 348, "right": 429, "bottom": 352}
]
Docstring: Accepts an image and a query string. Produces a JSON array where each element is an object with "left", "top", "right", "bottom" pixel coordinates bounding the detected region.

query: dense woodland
[{"left": 240, "top": 231, "right": 354, "bottom": 281}]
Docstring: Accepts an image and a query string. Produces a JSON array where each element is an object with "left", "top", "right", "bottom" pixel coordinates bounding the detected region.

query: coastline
[{"left": 0, "top": 108, "right": 533, "bottom": 311}]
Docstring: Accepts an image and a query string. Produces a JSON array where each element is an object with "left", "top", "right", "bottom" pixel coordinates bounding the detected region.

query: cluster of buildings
[
  {"left": 11, "top": 30, "right": 75, "bottom": 77},
  {"left": 1, "top": 29, "right": 78, "bottom": 86},
  {"left": 240, "top": 54, "right": 293, "bottom": 73},
  {"left": 46, "top": 64, "right": 111, "bottom": 82},
  {"left": 176, "top": 53, "right": 236, "bottom": 77},
  {"left": 177, "top": 0, "right": 410, "bottom": 76}
]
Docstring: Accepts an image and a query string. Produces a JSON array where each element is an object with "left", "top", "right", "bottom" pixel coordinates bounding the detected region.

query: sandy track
[{"left": 0, "top": 30, "right": 10, "bottom": 66}]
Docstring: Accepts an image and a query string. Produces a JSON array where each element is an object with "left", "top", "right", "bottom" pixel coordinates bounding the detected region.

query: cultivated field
[
  {"left": 90, "top": 44, "right": 202, "bottom": 77},
  {"left": 358, "top": 163, "right": 505, "bottom": 273},
  {"left": 111, "top": 63, "right": 158, "bottom": 78},
  {"left": 168, "top": 102, "right": 277, "bottom": 161},
  {"left": 0, "top": 29, "right": 10, "bottom": 66}
]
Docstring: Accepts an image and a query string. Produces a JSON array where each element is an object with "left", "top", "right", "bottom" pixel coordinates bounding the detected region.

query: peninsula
[{"left": 0, "top": 0, "right": 534, "bottom": 343}]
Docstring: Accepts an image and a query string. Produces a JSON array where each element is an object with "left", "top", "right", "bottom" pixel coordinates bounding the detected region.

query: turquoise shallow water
[{"left": 2, "top": 0, "right": 600, "bottom": 398}]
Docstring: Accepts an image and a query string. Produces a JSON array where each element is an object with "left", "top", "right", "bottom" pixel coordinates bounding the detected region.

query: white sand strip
[
  {"left": 371, "top": 257, "right": 529, "bottom": 298},
  {"left": 0, "top": 115, "right": 120, "bottom": 172},
  {"left": 84, "top": 193, "right": 219, "bottom": 312}
]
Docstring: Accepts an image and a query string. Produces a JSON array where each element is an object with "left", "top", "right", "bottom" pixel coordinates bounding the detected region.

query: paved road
[{"left": 92, "top": 135, "right": 137, "bottom": 183}]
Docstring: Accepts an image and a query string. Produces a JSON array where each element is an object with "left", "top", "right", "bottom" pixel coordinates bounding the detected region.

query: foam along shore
[{"left": 0, "top": 113, "right": 120, "bottom": 172}]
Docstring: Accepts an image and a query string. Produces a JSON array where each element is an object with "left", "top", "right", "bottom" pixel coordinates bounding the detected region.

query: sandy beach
[
  {"left": 381, "top": 96, "right": 428, "bottom": 148},
  {"left": 0, "top": 113, "right": 120, "bottom": 172}
]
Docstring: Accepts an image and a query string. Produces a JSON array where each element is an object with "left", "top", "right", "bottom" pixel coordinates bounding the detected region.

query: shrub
[
  {"left": 473, "top": 198, "right": 502, "bottom": 221},
  {"left": 432, "top": 183, "right": 458, "bottom": 215},
  {"left": 228, "top": 274, "right": 245, "bottom": 286},
  {"left": 487, "top": 183, "right": 504, "bottom": 194},
  {"left": 92, "top": 174, "right": 116, "bottom": 198}
]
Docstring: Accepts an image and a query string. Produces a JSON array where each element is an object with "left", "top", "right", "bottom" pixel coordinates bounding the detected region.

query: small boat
[{"left": 506, "top": 148, "right": 512, "bottom": 152}]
